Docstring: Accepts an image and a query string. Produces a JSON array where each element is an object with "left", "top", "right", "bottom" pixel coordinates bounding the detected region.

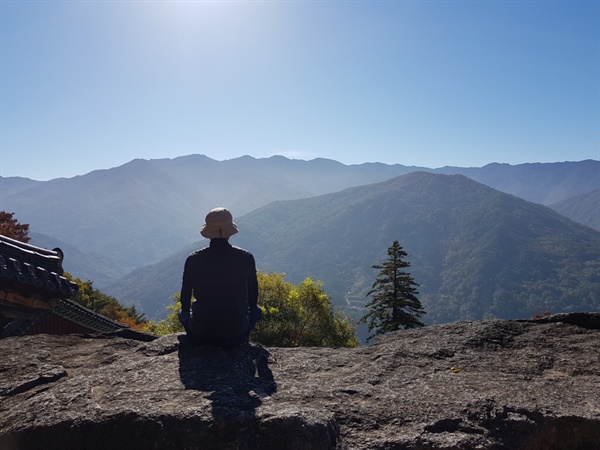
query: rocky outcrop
[{"left": 1, "top": 313, "right": 600, "bottom": 449}]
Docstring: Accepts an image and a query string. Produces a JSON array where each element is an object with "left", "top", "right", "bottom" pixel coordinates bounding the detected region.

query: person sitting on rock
[{"left": 179, "top": 207, "right": 261, "bottom": 346}]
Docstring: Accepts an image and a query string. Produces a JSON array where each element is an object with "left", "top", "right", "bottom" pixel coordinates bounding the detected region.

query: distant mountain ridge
[
  {"left": 550, "top": 189, "right": 600, "bottom": 232},
  {"left": 0, "top": 156, "right": 597, "bottom": 295},
  {"left": 436, "top": 160, "right": 599, "bottom": 205},
  {"left": 109, "top": 172, "right": 600, "bottom": 334},
  {"left": 0, "top": 155, "right": 421, "bottom": 269},
  {"left": 0, "top": 176, "right": 41, "bottom": 198}
]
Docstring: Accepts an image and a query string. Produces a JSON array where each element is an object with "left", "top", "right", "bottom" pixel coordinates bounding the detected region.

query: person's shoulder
[
  {"left": 230, "top": 245, "right": 253, "bottom": 257},
  {"left": 186, "top": 247, "right": 210, "bottom": 259}
]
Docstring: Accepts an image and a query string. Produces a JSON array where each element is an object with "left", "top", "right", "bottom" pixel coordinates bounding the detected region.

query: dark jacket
[{"left": 180, "top": 239, "right": 258, "bottom": 340}]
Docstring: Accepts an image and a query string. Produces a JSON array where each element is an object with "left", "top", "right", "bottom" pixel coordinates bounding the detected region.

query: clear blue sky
[{"left": 1, "top": 1, "right": 599, "bottom": 181}]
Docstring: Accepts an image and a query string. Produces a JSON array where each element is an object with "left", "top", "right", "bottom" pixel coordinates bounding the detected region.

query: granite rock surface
[{"left": 1, "top": 313, "right": 600, "bottom": 449}]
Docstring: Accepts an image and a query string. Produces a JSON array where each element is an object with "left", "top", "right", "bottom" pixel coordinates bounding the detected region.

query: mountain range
[
  {"left": 108, "top": 171, "right": 600, "bottom": 331},
  {"left": 0, "top": 155, "right": 598, "bottom": 333},
  {"left": 1, "top": 156, "right": 597, "bottom": 270}
]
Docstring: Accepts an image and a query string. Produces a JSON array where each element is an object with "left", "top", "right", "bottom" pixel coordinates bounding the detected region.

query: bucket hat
[{"left": 200, "top": 207, "right": 239, "bottom": 239}]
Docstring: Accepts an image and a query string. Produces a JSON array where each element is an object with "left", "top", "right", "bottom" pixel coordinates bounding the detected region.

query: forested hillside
[{"left": 108, "top": 172, "right": 600, "bottom": 326}]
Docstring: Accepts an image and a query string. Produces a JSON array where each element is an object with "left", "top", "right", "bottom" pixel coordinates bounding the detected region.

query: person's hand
[{"left": 179, "top": 309, "right": 190, "bottom": 326}]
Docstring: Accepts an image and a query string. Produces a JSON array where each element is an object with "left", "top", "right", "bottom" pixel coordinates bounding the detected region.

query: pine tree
[{"left": 360, "top": 241, "right": 425, "bottom": 341}]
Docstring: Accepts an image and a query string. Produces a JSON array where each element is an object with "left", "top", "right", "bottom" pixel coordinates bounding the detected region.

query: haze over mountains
[
  {"left": 110, "top": 171, "right": 600, "bottom": 329},
  {"left": 0, "top": 155, "right": 598, "bottom": 331},
  {"left": 1, "top": 156, "right": 597, "bottom": 268},
  {"left": 550, "top": 189, "right": 600, "bottom": 232}
]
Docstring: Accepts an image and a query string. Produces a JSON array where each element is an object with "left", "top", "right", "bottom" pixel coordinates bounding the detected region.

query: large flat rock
[{"left": 1, "top": 314, "right": 600, "bottom": 449}]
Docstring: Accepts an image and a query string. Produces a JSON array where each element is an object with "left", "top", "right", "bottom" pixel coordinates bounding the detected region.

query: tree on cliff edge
[{"left": 360, "top": 241, "right": 425, "bottom": 341}]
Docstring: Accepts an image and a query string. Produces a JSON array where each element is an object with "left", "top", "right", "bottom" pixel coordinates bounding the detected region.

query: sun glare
[{"left": 127, "top": 1, "right": 280, "bottom": 68}]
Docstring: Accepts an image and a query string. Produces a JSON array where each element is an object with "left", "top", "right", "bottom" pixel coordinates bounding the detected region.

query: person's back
[{"left": 179, "top": 208, "right": 261, "bottom": 347}]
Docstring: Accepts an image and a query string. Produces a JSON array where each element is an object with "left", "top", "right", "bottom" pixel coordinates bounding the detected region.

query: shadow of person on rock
[{"left": 177, "top": 335, "right": 277, "bottom": 421}]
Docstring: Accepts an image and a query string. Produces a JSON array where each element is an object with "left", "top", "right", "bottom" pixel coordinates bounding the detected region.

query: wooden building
[{"left": 0, "top": 234, "right": 127, "bottom": 337}]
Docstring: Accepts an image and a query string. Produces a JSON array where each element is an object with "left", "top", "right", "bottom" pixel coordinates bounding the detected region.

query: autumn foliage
[
  {"left": 0, "top": 211, "right": 30, "bottom": 243},
  {"left": 65, "top": 274, "right": 148, "bottom": 330}
]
